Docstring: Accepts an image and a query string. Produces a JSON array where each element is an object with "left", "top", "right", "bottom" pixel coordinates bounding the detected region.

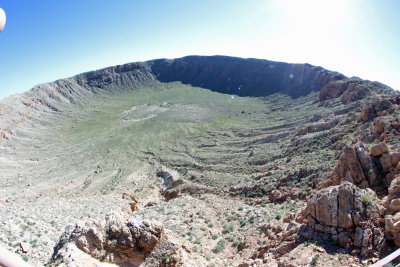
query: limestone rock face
[
  {"left": 334, "top": 146, "right": 366, "bottom": 186},
  {"left": 355, "top": 146, "right": 377, "bottom": 186},
  {"left": 52, "top": 213, "right": 190, "bottom": 267},
  {"left": 313, "top": 186, "right": 339, "bottom": 227},
  {"left": 301, "top": 182, "right": 383, "bottom": 255},
  {"left": 338, "top": 182, "right": 355, "bottom": 229},
  {"left": 303, "top": 182, "right": 374, "bottom": 229}
]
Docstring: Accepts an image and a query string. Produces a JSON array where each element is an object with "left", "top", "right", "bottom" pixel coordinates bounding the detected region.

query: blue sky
[{"left": 0, "top": 0, "right": 399, "bottom": 100}]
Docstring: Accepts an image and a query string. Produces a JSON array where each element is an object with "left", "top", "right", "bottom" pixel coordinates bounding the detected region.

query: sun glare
[
  {"left": 248, "top": 0, "right": 356, "bottom": 68},
  {"left": 275, "top": 0, "right": 351, "bottom": 34}
]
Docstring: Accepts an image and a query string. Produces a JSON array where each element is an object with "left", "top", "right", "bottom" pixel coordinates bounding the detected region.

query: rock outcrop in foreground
[
  {"left": 51, "top": 213, "right": 204, "bottom": 266},
  {"left": 300, "top": 182, "right": 384, "bottom": 257}
]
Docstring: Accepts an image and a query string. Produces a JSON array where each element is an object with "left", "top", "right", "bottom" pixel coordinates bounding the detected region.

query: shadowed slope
[{"left": 149, "top": 56, "right": 346, "bottom": 97}]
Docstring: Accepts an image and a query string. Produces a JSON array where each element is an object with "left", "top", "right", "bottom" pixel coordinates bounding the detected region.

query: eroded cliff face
[
  {"left": 149, "top": 56, "right": 346, "bottom": 97},
  {"left": 70, "top": 55, "right": 346, "bottom": 98}
]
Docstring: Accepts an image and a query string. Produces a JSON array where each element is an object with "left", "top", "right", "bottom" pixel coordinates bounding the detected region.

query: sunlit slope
[
  {"left": 15, "top": 83, "right": 338, "bottom": 201},
  {"left": 0, "top": 81, "right": 336, "bottom": 200}
]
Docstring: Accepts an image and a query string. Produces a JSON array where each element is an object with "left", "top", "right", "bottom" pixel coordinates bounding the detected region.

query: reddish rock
[
  {"left": 271, "top": 190, "right": 288, "bottom": 202},
  {"left": 374, "top": 118, "right": 386, "bottom": 134},
  {"left": 319, "top": 78, "right": 372, "bottom": 104},
  {"left": 391, "top": 152, "right": 400, "bottom": 167},
  {"left": 381, "top": 152, "right": 393, "bottom": 172},
  {"left": 371, "top": 142, "right": 389, "bottom": 157}
]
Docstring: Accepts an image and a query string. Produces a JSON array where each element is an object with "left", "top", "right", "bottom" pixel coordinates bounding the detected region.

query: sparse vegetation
[
  {"left": 222, "top": 224, "right": 234, "bottom": 234},
  {"left": 362, "top": 194, "right": 372, "bottom": 205},
  {"left": 213, "top": 239, "right": 226, "bottom": 253}
]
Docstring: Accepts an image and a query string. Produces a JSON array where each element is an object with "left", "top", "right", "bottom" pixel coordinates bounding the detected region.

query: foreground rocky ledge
[{"left": 51, "top": 213, "right": 206, "bottom": 266}]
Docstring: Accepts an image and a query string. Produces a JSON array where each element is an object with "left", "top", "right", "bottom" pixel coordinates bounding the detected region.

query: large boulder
[
  {"left": 301, "top": 182, "right": 383, "bottom": 254},
  {"left": 374, "top": 117, "right": 387, "bottom": 134},
  {"left": 371, "top": 142, "right": 389, "bottom": 157},
  {"left": 303, "top": 182, "right": 371, "bottom": 229}
]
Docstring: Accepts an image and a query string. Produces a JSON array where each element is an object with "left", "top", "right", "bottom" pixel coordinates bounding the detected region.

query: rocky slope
[{"left": 0, "top": 56, "right": 399, "bottom": 266}]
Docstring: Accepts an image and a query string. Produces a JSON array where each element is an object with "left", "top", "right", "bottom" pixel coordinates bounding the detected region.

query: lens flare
[{"left": 0, "top": 8, "right": 6, "bottom": 33}]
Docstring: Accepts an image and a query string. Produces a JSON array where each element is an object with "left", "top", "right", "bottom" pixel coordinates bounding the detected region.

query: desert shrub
[
  {"left": 249, "top": 216, "right": 255, "bottom": 224},
  {"left": 226, "top": 236, "right": 234, "bottom": 242},
  {"left": 213, "top": 239, "right": 226, "bottom": 253},
  {"left": 223, "top": 223, "right": 234, "bottom": 234},
  {"left": 311, "top": 255, "right": 320, "bottom": 266},
  {"left": 362, "top": 194, "right": 372, "bottom": 205}
]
